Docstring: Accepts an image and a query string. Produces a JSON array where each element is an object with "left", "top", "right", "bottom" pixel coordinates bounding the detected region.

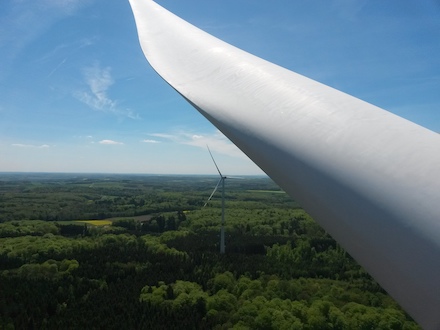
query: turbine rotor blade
[
  {"left": 128, "top": 1, "right": 440, "bottom": 328},
  {"left": 207, "top": 145, "right": 222, "bottom": 177},
  {"left": 203, "top": 177, "right": 222, "bottom": 207}
]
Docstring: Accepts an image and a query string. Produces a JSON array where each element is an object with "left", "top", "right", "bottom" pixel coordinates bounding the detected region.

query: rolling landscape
[{"left": 0, "top": 173, "right": 419, "bottom": 329}]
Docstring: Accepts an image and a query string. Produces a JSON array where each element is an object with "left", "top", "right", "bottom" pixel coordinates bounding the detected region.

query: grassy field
[
  {"left": 75, "top": 220, "right": 113, "bottom": 226},
  {"left": 58, "top": 215, "right": 152, "bottom": 227}
]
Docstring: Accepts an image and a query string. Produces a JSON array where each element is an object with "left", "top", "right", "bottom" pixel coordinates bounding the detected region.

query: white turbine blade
[
  {"left": 207, "top": 145, "right": 222, "bottom": 177},
  {"left": 128, "top": 1, "right": 440, "bottom": 329},
  {"left": 204, "top": 178, "right": 222, "bottom": 207}
]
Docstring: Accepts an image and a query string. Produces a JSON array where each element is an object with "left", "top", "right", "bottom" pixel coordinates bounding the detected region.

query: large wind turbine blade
[
  {"left": 207, "top": 145, "right": 223, "bottom": 178},
  {"left": 128, "top": 1, "right": 440, "bottom": 329},
  {"left": 204, "top": 178, "right": 222, "bottom": 207}
]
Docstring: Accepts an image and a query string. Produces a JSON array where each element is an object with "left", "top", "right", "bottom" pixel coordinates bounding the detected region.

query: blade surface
[{"left": 128, "top": 1, "right": 440, "bottom": 328}]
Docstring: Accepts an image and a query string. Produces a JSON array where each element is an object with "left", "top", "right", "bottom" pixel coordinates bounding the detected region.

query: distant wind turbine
[{"left": 204, "top": 146, "right": 227, "bottom": 254}]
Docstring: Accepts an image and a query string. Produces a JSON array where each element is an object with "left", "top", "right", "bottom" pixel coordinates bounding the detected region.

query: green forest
[{"left": 0, "top": 173, "right": 420, "bottom": 329}]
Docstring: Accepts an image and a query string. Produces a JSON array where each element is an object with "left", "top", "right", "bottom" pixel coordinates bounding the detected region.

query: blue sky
[{"left": 0, "top": 0, "right": 439, "bottom": 175}]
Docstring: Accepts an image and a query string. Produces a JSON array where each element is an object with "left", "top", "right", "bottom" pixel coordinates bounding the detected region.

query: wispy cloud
[
  {"left": 98, "top": 139, "right": 123, "bottom": 145},
  {"left": 42, "top": 0, "right": 91, "bottom": 16},
  {"left": 48, "top": 58, "right": 67, "bottom": 77},
  {"left": 0, "top": 0, "right": 92, "bottom": 80},
  {"left": 12, "top": 143, "right": 50, "bottom": 149},
  {"left": 76, "top": 63, "right": 139, "bottom": 119},
  {"left": 331, "top": 0, "right": 367, "bottom": 21},
  {"left": 148, "top": 133, "right": 176, "bottom": 140},
  {"left": 149, "top": 130, "right": 246, "bottom": 158},
  {"left": 141, "top": 139, "right": 160, "bottom": 144},
  {"left": 79, "top": 64, "right": 115, "bottom": 108}
]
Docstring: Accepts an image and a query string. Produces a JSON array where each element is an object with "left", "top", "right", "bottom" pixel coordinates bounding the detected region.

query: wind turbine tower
[{"left": 204, "top": 146, "right": 227, "bottom": 254}]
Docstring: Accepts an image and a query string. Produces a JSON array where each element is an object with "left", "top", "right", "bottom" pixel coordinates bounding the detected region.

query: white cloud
[
  {"left": 141, "top": 139, "right": 160, "bottom": 144},
  {"left": 81, "top": 65, "right": 115, "bottom": 107},
  {"left": 149, "top": 133, "right": 176, "bottom": 140},
  {"left": 98, "top": 139, "right": 123, "bottom": 145},
  {"left": 149, "top": 130, "right": 246, "bottom": 159},
  {"left": 76, "top": 63, "right": 139, "bottom": 119},
  {"left": 12, "top": 143, "right": 50, "bottom": 149}
]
